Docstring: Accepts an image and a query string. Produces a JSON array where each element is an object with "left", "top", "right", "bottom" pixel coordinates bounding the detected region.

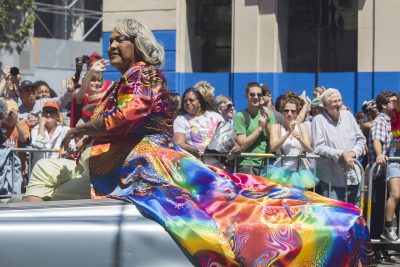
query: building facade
[{"left": 102, "top": 0, "right": 400, "bottom": 112}]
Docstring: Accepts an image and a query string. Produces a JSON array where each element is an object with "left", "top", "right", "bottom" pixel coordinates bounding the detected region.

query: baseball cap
[
  {"left": 42, "top": 101, "right": 60, "bottom": 112},
  {"left": 19, "top": 80, "right": 35, "bottom": 91},
  {"left": 362, "top": 99, "right": 377, "bottom": 113}
]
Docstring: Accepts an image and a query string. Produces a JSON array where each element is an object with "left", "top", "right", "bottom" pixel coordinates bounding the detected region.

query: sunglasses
[
  {"left": 226, "top": 103, "right": 234, "bottom": 109},
  {"left": 43, "top": 109, "right": 58, "bottom": 116},
  {"left": 249, "top": 93, "right": 263, "bottom": 98},
  {"left": 283, "top": 109, "right": 297, "bottom": 114}
]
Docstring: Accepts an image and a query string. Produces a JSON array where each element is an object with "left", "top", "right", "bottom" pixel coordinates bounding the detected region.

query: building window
[
  {"left": 279, "top": 0, "right": 358, "bottom": 72},
  {"left": 187, "top": 0, "right": 232, "bottom": 72}
]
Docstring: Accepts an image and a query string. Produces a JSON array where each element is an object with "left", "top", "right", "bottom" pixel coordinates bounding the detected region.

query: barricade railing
[
  {"left": 200, "top": 152, "right": 366, "bottom": 209},
  {"left": 366, "top": 157, "right": 400, "bottom": 242},
  {"left": 3, "top": 148, "right": 60, "bottom": 198}
]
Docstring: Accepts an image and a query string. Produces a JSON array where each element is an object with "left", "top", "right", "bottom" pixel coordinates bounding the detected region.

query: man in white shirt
[{"left": 312, "top": 88, "right": 366, "bottom": 205}]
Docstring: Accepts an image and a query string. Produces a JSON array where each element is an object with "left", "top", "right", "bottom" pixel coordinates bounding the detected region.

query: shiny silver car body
[{"left": 0, "top": 199, "right": 193, "bottom": 267}]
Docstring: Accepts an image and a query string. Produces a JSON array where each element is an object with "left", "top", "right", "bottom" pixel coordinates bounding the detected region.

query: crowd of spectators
[{"left": 0, "top": 54, "right": 399, "bottom": 244}]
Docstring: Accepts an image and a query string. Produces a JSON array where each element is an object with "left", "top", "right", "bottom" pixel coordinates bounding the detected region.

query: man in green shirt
[{"left": 233, "top": 82, "right": 276, "bottom": 175}]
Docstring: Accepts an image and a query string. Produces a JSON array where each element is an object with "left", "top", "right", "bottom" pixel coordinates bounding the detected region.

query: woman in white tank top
[{"left": 261, "top": 93, "right": 319, "bottom": 189}]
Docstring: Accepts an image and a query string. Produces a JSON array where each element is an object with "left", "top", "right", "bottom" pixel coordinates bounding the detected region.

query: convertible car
[{"left": 0, "top": 198, "right": 193, "bottom": 267}]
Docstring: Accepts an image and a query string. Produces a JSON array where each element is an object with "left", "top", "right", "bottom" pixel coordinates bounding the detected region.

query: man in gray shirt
[
  {"left": 18, "top": 80, "right": 73, "bottom": 128},
  {"left": 312, "top": 88, "right": 366, "bottom": 205}
]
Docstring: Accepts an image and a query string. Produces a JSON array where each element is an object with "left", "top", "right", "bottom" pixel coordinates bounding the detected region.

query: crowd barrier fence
[
  {"left": 366, "top": 156, "right": 400, "bottom": 244},
  {"left": 4, "top": 148, "right": 60, "bottom": 198},
  {"left": 200, "top": 152, "right": 366, "bottom": 210},
  {"left": 5, "top": 149, "right": 367, "bottom": 213}
]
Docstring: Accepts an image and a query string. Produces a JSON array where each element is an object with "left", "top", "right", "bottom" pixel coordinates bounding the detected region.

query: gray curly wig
[{"left": 114, "top": 18, "right": 165, "bottom": 67}]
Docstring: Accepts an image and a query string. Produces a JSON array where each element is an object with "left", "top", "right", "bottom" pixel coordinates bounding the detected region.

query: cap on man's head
[
  {"left": 42, "top": 101, "right": 60, "bottom": 112},
  {"left": 19, "top": 80, "right": 35, "bottom": 91},
  {"left": 362, "top": 99, "right": 377, "bottom": 113},
  {"left": 311, "top": 96, "right": 323, "bottom": 108}
]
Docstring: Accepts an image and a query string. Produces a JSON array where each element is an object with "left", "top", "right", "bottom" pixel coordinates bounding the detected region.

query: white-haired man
[{"left": 312, "top": 88, "right": 366, "bottom": 205}]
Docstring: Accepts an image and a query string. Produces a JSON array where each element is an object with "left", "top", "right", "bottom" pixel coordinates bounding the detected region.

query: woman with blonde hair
[{"left": 194, "top": 80, "right": 215, "bottom": 107}]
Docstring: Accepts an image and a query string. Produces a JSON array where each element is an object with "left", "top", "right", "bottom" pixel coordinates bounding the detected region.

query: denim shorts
[{"left": 386, "top": 162, "right": 400, "bottom": 181}]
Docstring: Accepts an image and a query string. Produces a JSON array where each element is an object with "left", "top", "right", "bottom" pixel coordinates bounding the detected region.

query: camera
[
  {"left": 82, "top": 55, "right": 89, "bottom": 64},
  {"left": 75, "top": 55, "right": 90, "bottom": 65},
  {"left": 10, "top": 67, "right": 19, "bottom": 76}
]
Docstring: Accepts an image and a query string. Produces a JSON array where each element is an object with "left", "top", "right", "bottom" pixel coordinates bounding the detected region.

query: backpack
[
  {"left": 241, "top": 109, "right": 251, "bottom": 130},
  {"left": 206, "top": 121, "right": 236, "bottom": 153}
]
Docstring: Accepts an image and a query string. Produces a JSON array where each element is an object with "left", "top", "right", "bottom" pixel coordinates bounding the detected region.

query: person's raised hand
[
  {"left": 39, "top": 116, "right": 48, "bottom": 127},
  {"left": 288, "top": 121, "right": 297, "bottom": 133},
  {"left": 258, "top": 115, "right": 267, "bottom": 129},
  {"left": 292, "top": 130, "right": 301, "bottom": 140},
  {"left": 26, "top": 114, "right": 38, "bottom": 128},
  {"left": 90, "top": 59, "right": 108, "bottom": 73},
  {"left": 66, "top": 77, "right": 75, "bottom": 93},
  {"left": 2, "top": 66, "right": 10, "bottom": 80}
]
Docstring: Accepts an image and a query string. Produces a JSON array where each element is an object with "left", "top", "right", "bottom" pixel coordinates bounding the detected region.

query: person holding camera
[{"left": 0, "top": 66, "right": 21, "bottom": 102}]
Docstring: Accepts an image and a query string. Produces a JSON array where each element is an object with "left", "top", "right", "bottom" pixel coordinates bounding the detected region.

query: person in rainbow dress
[{"left": 25, "top": 18, "right": 375, "bottom": 266}]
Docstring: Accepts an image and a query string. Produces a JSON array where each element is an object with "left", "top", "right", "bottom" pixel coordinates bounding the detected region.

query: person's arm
[
  {"left": 61, "top": 117, "right": 106, "bottom": 150},
  {"left": 8, "top": 109, "right": 29, "bottom": 143},
  {"left": 373, "top": 139, "right": 387, "bottom": 165},
  {"left": 75, "top": 59, "right": 107, "bottom": 104},
  {"left": 173, "top": 132, "right": 201, "bottom": 156},
  {"left": 0, "top": 78, "right": 6, "bottom": 97},
  {"left": 312, "top": 115, "right": 343, "bottom": 162},
  {"left": 30, "top": 125, "right": 47, "bottom": 149},
  {"left": 0, "top": 66, "right": 10, "bottom": 97},
  {"left": 16, "top": 121, "right": 29, "bottom": 144},
  {"left": 293, "top": 123, "right": 312, "bottom": 152},
  {"left": 371, "top": 120, "right": 388, "bottom": 165},
  {"left": 269, "top": 123, "right": 290, "bottom": 152},
  {"left": 296, "top": 99, "right": 310, "bottom": 123}
]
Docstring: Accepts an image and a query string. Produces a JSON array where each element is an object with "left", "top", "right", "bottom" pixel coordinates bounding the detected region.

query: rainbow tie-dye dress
[{"left": 88, "top": 62, "right": 375, "bottom": 266}]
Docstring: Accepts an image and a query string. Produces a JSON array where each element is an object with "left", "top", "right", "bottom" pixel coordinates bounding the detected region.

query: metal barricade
[
  {"left": 200, "top": 152, "right": 366, "bottom": 209},
  {"left": 2, "top": 148, "right": 60, "bottom": 198},
  {"left": 366, "top": 156, "right": 400, "bottom": 244}
]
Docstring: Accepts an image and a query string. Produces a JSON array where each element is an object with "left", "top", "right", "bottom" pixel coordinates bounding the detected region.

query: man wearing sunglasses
[{"left": 233, "top": 82, "right": 276, "bottom": 175}]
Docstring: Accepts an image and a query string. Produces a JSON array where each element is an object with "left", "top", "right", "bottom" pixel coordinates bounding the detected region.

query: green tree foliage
[{"left": 0, "top": 0, "right": 36, "bottom": 53}]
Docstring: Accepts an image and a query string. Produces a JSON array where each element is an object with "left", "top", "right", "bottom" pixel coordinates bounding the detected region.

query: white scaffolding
[{"left": 34, "top": 0, "right": 102, "bottom": 41}]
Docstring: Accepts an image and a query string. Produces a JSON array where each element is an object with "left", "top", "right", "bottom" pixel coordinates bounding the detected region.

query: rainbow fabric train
[
  {"left": 90, "top": 134, "right": 374, "bottom": 266},
  {"left": 87, "top": 62, "right": 374, "bottom": 266}
]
